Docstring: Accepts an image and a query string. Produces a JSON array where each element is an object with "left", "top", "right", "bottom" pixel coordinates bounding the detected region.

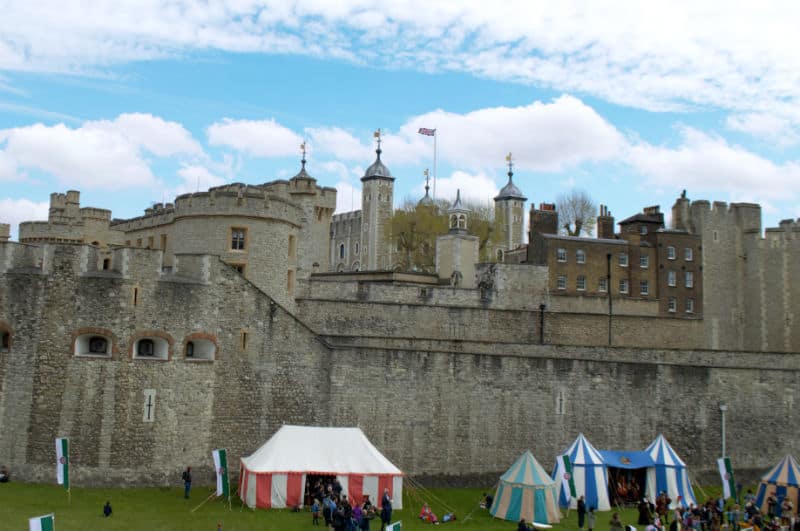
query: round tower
[
  {"left": 361, "top": 130, "right": 395, "bottom": 270},
  {"left": 494, "top": 153, "right": 527, "bottom": 252}
]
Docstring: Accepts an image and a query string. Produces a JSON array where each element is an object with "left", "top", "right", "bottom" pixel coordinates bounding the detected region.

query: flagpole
[{"left": 433, "top": 129, "right": 437, "bottom": 200}]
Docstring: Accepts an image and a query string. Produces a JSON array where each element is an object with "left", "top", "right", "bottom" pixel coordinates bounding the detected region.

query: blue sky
[{"left": 1, "top": 2, "right": 799, "bottom": 240}]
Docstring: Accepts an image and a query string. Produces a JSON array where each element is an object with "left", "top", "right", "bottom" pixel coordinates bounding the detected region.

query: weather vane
[
  {"left": 505, "top": 152, "right": 513, "bottom": 174},
  {"left": 374, "top": 128, "right": 382, "bottom": 150},
  {"left": 300, "top": 141, "right": 307, "bottom": 169}
]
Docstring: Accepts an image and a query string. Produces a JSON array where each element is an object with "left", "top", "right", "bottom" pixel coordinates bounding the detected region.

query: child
[
  {"left": 587, "top": 506, "right": 596, "bottom": 531},
  {"left": 311, "top": 498, "right": 321, "bottom": 526}
]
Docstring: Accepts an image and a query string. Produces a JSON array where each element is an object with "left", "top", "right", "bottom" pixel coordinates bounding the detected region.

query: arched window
[
  {"left": 450, "top": 214, "right": 458, "bottom": 229},
  {"left": 339, "top": 243, "right": 345, "bottom": 259},
  {"left": 497, "top": 249, "right": 504, "bottom": 261},
  {"left": 138, "top": 339, "right": 155, "bottom": 356},
  {"left": 458, "top": 214, "right": 466, "bottom": 229},
  {"left": 183, "top": 335, "right": 217, "bottom": 361},
  {"left": 355, "top": 242, "right": 359, "bottom": 255},
  {"left": 102, "top": 258, "right": 110, "bottom": 270},
  {"left": 88, "top": 336, "right": 108, "bottom": 354},
  {"left": 186, "top": 341, "right": 194, "bottom": 357},
  {"left": 0, "top": 331, "right": 9, "bottom": 352}
]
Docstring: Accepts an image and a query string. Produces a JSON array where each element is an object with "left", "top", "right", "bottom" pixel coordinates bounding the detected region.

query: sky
[{"left": 1, "top": 1, "right": 799, "bottom": 241}]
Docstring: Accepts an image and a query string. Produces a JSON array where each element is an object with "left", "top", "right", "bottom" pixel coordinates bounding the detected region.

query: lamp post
[{"left": 720, "top": 403, "right": 728, "bottom": 457}]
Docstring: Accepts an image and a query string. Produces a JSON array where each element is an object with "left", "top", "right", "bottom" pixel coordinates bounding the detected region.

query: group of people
[{"left": 308, "top": 479, "right": 393, "bottom": 531}]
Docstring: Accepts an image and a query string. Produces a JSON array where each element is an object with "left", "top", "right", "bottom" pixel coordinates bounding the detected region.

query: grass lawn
[{"left": 0, "top": 482, "right": 724, "bottom": 531}]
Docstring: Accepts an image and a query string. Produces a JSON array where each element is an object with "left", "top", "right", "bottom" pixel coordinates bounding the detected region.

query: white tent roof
[{"left": 241, "top": 425, "right": 403, "bottom": 475}]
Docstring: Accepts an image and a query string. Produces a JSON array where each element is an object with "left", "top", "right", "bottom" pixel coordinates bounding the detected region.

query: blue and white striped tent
[
  {"left": 644, "top": 434, "right": 697, "bottom": 509},
  {"left": 755, "top": 455, "right": 800, "bottom": 516},
  {"left": 491, "top": 450, "right": 562, "bottom": 524},
  {"left": 553, "top": 433, "right": 611, "bottom": 511}
]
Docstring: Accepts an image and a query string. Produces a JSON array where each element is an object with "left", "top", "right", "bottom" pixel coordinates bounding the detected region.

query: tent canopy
[
  {"left": 492, "top": 450, "right": 561, "bottom": 524},
  {"left": 644, "top": 434, "right": 696, "bottom": 508},
  {"left": 555, "top": 433, "right": 611, "bottom": 511},
  {"left": 241, "top": 425, "right": 402, "bottom": 475},
  {"left": 599, "top": 450, "right": 655, "bottom": 469},
  {"left": 755, "top": 455, "right": 800, "bottom": 515}
]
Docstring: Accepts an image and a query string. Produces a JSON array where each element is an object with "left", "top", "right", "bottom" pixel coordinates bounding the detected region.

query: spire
[
  {"left": 374, "top": 128, "right": 382, "bottom": 159},
  {"left": 362, "top": 128, "right": 394, "bottom": 181},
  {"left": 448, "top": 188, "right": 469, "bottom": 233},
  {"left": 300, "top": 141, "right": 307, "bottom": 171},
  {"left": 417, "top": 168, "right": 435, "bottom": 207},
  {"left": 291, "top": 141, "right": 314, "bottom": 181},
  {"left": 494, "top": 151, "right": 527, "bottom": 201}
]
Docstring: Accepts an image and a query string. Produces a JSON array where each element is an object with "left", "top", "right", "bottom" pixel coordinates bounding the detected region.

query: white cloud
[
  {"left": 91, "top": 113, "right": 203, "bottom": 156},
  {"left": 0, "top": 150, "right": 22, "bottom": 181},
  {"left": 627, "top": 127, "right": 800, "bottom": 200},
  {"left": 334, "top": 180, "right": 361, "bottom": 214},
  {"left": 726, "top": 113, "right": 800, "bottom": 146},
  {"left": 173, "top": 164, "right": 227, "bottom": 196},
  {"left": 207, "top": 118, "right": 303, "bottom": 158},
  {"left": 419, "top": 170, "right": 499, "bottom": 205},
  {"left": 3, "top": 3, "right": 800, "bottom": 128},
  {"left": 307, "top": 127, "right": 373, "bottom": 161},
  {"left": 0, "top": 197, "right": 49, "bottom": 240}
]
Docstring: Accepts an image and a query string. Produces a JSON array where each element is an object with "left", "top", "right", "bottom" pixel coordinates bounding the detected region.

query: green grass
[{"left": 0, "top": 482, "right": 728, "bottom": 531}]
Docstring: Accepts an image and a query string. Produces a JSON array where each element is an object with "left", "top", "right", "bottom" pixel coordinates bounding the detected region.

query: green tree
[{"left": 387, "top": 197, "right": 501, "bottom": 272}]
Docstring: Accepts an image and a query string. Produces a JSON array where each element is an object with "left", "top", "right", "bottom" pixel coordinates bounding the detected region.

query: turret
[
  {"left": 360, "top": 130, "right": 394, "bottom": 270},
  {"left": 494, "top": 153, "right": 527, "bottom": 251}
]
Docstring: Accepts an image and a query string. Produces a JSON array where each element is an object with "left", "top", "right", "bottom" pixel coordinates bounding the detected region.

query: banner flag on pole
[
  {"left": 213, "top": 449, "right": 229, "bottom": 497},
  {"left": 717, "top": 457, "right": 736, "bottom": 499},
  {"left": 417, "top": 127, "right": 436, "bottom": 136},
  {"left": 29, "top": 513, "right": 55, "bottom": 531},
  {"left": 386, "top": 521, "right": 402, "bottom": 531},
  {"left": 560, "top": 454, "right": 577, "bottom": 498},
  {"left": 55, "top": 437, "right": 69, "bottom": 489}
]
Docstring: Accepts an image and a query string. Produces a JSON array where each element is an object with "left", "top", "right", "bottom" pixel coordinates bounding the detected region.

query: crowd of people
[
  {"left": 603, "top": 489, "right": 799, "bottom": 531},
  {"left": 307, "top": 478, "right": 393, "bottom": 531}
]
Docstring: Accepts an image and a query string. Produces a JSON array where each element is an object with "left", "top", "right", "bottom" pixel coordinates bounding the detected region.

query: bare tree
[{"left": 556, "top": 189, "right": 597, "bottom": 236}]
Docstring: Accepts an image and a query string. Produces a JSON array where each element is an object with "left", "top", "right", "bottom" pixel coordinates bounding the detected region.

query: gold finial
[
  {"left": 506, "top": 152, "right": 513, "bottom": 175},
  {"left": 373, "top": 128, "right": 382, "bottom": 153},
  {"left": 300, "top": 142, "right": 306, "bottom": 158}
]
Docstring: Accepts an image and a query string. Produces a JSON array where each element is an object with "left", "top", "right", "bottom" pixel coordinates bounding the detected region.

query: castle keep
[{"left": 1, "top": 145, "right": 799, "bottom": 488}]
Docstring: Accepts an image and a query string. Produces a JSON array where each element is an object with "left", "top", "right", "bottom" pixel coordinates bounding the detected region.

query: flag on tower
[
  {"left": 29, "top": 513, "right": 55, "bottom": 531},
  {"left": 55, "top": 437, "right": 69, "bottom": 489},
  {"left": 213, "top": 448, "right": 230, "bottom": 498},
  {"left": 418, "top": 127, "right": 436, "bottom": 136},
  {"left": 717, "top": 457, "right": 736, "bottom": 499}
]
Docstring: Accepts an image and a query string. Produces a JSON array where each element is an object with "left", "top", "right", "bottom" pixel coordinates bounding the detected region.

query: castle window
[
  {"left": 231, "top": 228, "right": 247, "bottom": 250},
  {"left": 339, "top": 243, "right": 345, "bottom": 259},
  {"left": 161, "top": 234, "right": 167, "bottom": 250},
  {"left": 685, "top": 247, "right": 693, "bottom": 261},
  {"left": 557, "top": 248, "right": 567, "bottom": 262},
  {"left": 640, "top": 280, "right": 649, "bottom": 296},
  {"left": 668, "top": 270, "right": 677, "bottom": 287},
  {"left": 576, "top": 276, "right": 586, "bottom": 291},
  {"left": 619, "top": 279, "right": 629, "bottom": 294},
  {"left": 378, "top": 193, "right": 382, "bottom": 201},
  {"left": 668, "top": 297, "right": 677, "bottom": 313},
  {"left": 186, "top": 341, "right": 194, "bottom": 357},
  {"left": 355, "top": 242, "right": 359, "bottom": 255},
  {"left": 640, "top": 255, "right": 649, "bottom": 268},
  {"left": 136, "top": 238, "right": 142, "bottom": 247},
  {"left": 102, "top": 258, "right": 110, "bottom": 270},
  {"left": 619, "top": 253, "right": 629, "bottom": 267},
  {"left": 686, "top": 298, "right": 695, "bottom": 314},
  {"left": 667, "top": 246, "right": 676, "bottom": 260},
  {"left": 685, "top": 271, "right": 694, "bottom": 288},
  {"left": 133, "top": 336, "right": 170, "bottom": 360},
  {"left": 183, "top": 336, "right": 216, "bottom": 360},
  {"left": 133, "top": 287, "right": 139, "bottom": 306},
  {"left": 287, "top": 270, "right": 295, "bottom": 296},
  {"left": 576, "top": 249, "right": 586, "bottom": 264},
  {"left": 74, "top": 331, "right": 113, "bottom": 357},
  {"left": 288, "top": 235, "right": 296, "bottom": 259},
  {"left": 557, "top": 275, "right": 567, "bottom": 290},
  {"left": 598, "top": 277, "right": 608, "bottom": 293},
  {"left": 713, "top": 231, "right": 719, "bottom": 242},
  {"left": 229, "top": 263, "right": 245, "bottom": 274},
  {"left": 1, "top": 330, "right": 11, "bottom": 352},
  {"left": 147, "top": 236, "right": 154, "bottom": 249},
  {"left": 240, "top": 331, "right": 248, "bottom": 351}
]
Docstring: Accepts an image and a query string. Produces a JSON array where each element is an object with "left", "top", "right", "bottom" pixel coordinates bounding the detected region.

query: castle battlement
[{"left": 332, "top": 210, "right": 362, "bottom": 223}]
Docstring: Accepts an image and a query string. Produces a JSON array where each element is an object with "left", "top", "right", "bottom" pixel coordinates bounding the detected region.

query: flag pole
[
  {"left": 191, "top": 491, "right": 217, "bottom": 513},
  {"left": 433, "top": 129, "right": 437, "bottom": 200}
]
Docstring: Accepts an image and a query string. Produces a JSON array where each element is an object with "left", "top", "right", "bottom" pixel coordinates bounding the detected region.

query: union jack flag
[{"left": 417, "top": 127, "right": 436, "bottom": 136}]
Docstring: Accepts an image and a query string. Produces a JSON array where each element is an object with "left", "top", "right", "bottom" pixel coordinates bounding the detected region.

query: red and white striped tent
[{"left": 239, "top": 425, "right": 403, "bottom": 509}]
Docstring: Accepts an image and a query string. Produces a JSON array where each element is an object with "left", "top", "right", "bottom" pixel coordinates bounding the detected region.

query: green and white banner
[
  {"left": 717, "top": 457, "right": 736, "bottom": 499},
  {"left": 213, "top": 448, "right": 229, "bottom": 497},
  {"left": 29, "top": 513, "right": 55, "bottom": 531},
  {"left": 560, "top": 454, "right": 577, "bottom": 498},
  {"left": 386, "top": 522, "right": 402, "bottom": 531},
  {"left": 55, "top": 437, "right": 69, "bottom": 489}
]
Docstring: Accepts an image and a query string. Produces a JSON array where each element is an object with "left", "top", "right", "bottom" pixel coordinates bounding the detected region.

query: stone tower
[
  {"left": 494, "top": 153, "right": 527, "bottom": 253},
  {"left": 361, "top": 133, "right": 394, "bottom": 270},
  {"left": 436, "top": 189, "right": 478, "bottom": 288}
]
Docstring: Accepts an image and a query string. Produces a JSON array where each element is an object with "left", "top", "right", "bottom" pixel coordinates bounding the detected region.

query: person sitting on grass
[
  {"left": 103, "top": 500, "right": 112, "bottom": 517},
  {"left": 0, "top": 465, "right": 8, "bottom": 483},
  {"left": 518, "top": 518, "right": 530, "bottom": 531},
  {"left": 419, "top": 503, "right": 438, "bottom": 523}
]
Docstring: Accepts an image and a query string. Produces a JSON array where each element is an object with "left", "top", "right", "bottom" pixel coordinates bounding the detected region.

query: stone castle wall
[{"left": 1, "top": 242, "right": 798, "bottom": 489}]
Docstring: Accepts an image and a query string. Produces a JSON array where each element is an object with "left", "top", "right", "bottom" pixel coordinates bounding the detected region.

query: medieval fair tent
[
  {"left": 553, "top": 433, "right": 611, "bottom": 511},
  {"left": 755, "top": 455, "right": 800, "bottom": 516},
  {"left": 239, "top": 425, "right": 403, "bottom": 509},
  {"left": 491, "top": 450, "right": 562, "bottom": 524},
  {"left": 644, "top": 434, "right": 697, "bottom": 509}
]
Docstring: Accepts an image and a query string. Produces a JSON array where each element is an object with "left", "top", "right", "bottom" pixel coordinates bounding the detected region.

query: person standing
[
  {"left": 577, "top": 495, "right": 587, "bottom": 530},
  {"left": 587, "top": 507, "right": 596, "bottom": 531},
  {"left": 380, "top": 488, "right": 393, "bottom": 531},
  {"left": 103, "top": 500, "right": 113, "bottom": 517},
  {"left": 182, "top": 466, "right": 192, "bottom": 499}
]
